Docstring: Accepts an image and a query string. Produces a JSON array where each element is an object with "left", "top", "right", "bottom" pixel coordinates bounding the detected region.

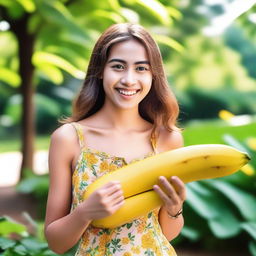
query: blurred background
[{"left": 0, "top": 0, "right": 256, "bottom": 255}]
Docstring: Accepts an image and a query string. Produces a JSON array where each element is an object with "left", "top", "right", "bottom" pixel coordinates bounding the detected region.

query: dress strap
[{"left": 70, "top": 122, "right": 85, "bottom": 148}]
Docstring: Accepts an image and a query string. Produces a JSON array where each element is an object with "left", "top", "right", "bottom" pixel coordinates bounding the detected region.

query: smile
[{"left": 116, "top": 89, "right": 139, "bottom": 96}]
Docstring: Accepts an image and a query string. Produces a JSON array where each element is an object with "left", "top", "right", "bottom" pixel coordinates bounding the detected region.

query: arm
[
  {"left": 44, "top": 125, "right": 91, "bottom": 254},
  {"left": 44, "top": 125, "right": 124, "bottom": 254},
  {"left": 153, "top": 129, "right": 186, "bottom": 241}
]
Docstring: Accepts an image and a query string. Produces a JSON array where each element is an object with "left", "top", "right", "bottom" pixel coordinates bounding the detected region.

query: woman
[{"left": 44, "top": 23, "right": 186, "bottom": 256}]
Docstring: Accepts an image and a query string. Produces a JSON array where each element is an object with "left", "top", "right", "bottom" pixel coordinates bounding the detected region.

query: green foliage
[
  {"left": 177, "top": 88, "right": 256, "bottom": 122},
  {"left": 225, "top": 26, "right": 256, "bottom": 80},
  {"left": 181, "top": 134, "right": 256, "bottom": 255},
  {"left": 182, "top": 119, "right": 256, "bottom": 146},
  {"left": 168, "top": 35, "right": 256, "bottom": 91},
  {"left": 0, "top": 216, "right": 77, "bottom": 255},
  {"left": 2, "top": 89, "right": 72, "bottom": 134},
  {"left": 0, "top": 216, "right": 26, "bottom": 236},
  {"left": 16, "top": 169, "right": 49, "bottom": 219},
  {"left": 4, "top": 94, "right": 22, "bottom": 125},
  {"left": 35, "top": 93, "right": 62, "bottom": 133}
]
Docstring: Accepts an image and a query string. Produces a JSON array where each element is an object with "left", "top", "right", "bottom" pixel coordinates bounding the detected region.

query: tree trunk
[{"left": 11, "top": 14, "right": 35, "bottom": 180}]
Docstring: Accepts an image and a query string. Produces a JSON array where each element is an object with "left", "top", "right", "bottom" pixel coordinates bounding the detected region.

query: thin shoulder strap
[
  {"left": 70, "top": 122, "right": 85, "bottom": 148},
  {"left": 150, "top": 131, "right": 158, "bottom": 154}
]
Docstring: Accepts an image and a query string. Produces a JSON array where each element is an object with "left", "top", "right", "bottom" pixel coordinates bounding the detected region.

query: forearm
[
  {"left": 45, "top": 205, "right": 91, "bottom": 254},
  {"left": 158, "top": 206, "right": 184, "bottom": 241}
]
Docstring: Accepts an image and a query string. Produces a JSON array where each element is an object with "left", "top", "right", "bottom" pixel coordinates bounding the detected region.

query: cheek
[
  {"left": 143, "top": 76, "right": 153, "bottom": 90},
  {"left": 103, "top": 70, "right": 119, "bottom": 86}
]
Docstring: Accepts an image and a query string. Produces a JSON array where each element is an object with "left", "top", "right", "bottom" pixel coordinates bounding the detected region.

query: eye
[
  {"left": 136, "top": 66, "right": 149, "bottom": 72},
  {"left": 111, "top": 64, "right": 124, "bottom": 70}
]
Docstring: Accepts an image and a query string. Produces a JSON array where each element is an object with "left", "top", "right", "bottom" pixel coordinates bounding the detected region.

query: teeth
[{"left": 117, "top": 89, "right": 138, "bottom": 96}]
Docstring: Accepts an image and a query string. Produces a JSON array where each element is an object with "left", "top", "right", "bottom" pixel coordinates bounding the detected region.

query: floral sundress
[{"left": 71, "top": 122, "right": 177, "bottom": 256}]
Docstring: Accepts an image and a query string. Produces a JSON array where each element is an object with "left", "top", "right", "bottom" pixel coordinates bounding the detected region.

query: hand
[
  {"left": 153, "top": 176, "right": 186, "bottom": 217},
  {"left": 80, "top": 181, "right": 124, "bottom": 220}
]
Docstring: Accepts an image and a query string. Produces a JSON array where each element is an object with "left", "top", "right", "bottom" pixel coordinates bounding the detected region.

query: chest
[{"left": 84, "top": 130, "right": 154, "bottom": 162}]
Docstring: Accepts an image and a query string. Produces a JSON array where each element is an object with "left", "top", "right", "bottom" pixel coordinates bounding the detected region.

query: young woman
[{"left": 44, "top": 23, "right": 186, "bottom": 256}]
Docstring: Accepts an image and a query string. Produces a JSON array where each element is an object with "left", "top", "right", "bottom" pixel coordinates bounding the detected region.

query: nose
[{"left": 120, "top": 70, "right": 136, "bottom": 86}]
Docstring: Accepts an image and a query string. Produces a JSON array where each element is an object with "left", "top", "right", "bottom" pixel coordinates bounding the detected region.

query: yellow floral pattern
[{"left": 71, "top": 122, "right": 177, "bottom": 256}]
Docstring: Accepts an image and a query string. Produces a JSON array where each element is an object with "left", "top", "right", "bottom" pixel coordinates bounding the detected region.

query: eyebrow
[{"left": 107, "top": 58, "right": 150, "bottom": 65}]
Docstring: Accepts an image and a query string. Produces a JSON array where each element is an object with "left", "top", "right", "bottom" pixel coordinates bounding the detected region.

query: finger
[
  {"left": 102, "top": 187, "right": 124, "bottom": 205},
  {"left": 102, "top": 181, "right": 122, "bottom": 196},
  {"left": 159, "top": 176, "right": 179, "bottom": 204},
  {"left": 108, "top": 189, "right": 124, "bottom": 203},
  {"left": 103, "top": 180, "right": 121, "bottom": 189},
  {"left": 153, "top": 184, "right": 172, "bottom": 204},
  {"left": 170, "top": 176, "right": 186, "bottom": 201},
  {"left": 111, "top": 199, "right": 125, "bottom": 212},
  {"left": 104, "top": 195, "right": 125, "bottom": 214}
]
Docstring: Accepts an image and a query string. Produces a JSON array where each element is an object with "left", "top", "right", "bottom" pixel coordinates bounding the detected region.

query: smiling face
[{"left": 102, "top": 39, "right": 153, "bottom": 111}]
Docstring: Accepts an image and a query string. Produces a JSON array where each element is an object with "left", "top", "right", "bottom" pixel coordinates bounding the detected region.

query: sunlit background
[{"left": 0, "top": 0, "right": 256, "bottom": 255}]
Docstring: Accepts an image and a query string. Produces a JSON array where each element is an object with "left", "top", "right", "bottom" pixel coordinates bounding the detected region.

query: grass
[{"left": 0, "top": 119, "right": 255, "bottom": 153}]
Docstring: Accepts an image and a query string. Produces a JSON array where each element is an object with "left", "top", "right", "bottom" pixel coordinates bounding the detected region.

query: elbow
[
  {"left": 46, "top": 238, "right": 70, "bottom": 255},
  {"left": 44, "top": 227, "right": 70, "bottom": 254}
]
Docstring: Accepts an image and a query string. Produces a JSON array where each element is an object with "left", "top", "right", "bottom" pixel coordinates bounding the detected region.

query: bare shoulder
[
  {"left": 51, "top": 123, "right": 77, "bottom": 145},
  {"left": 49, "top": 123, "right": 79, "bottom": 163},
  {"left": 157, "top": 127, "right": 184, "bottom": 153}
]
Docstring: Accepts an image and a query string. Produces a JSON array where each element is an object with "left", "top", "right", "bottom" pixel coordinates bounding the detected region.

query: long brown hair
[{"left": 63, "top": 23, "right": 179, "bottom": 134}]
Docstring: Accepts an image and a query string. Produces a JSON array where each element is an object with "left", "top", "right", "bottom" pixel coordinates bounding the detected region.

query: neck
[{"left": 96, "top": 102, "right": 144, "bottom": 131}]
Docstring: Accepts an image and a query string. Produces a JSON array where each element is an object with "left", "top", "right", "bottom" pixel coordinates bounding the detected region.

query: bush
[
  {"left": 180, "top": 134, "right": 256, "bottom": 255},
  {"left": 0, "top": 216, "right": 77, "bottom": 256},
  {"left": 177, "top": 88, "right": 256, "bottom": 122}
]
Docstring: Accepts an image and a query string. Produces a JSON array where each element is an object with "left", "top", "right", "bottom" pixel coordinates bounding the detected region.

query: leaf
[
  {"left": 38, "top": 0, "right": 90, "bottom": 43},
  {"left": 154, "top": 34, "right": 184, "bottom": 53},
  {"left": 4, "top": 94, "right": 22, "bottom": 124},
  {"left": 223, "top": 134, "right": 250, "bottom": 154},
  {"left": 188, "top": 181, "right": 213, "bottom": 196},
  {"left": 92, "top": 10, "right": 125, "bottom": 23},
  {"left": 28, "top": 13, "right": 43, "bottom": 34},
  {"left": 44, "top": 45, "right": 88, "bottom": 70},
  {"left": 206, "top": 180, "right": 256, "bottom": 221},
  {"left": 186, "top": 183, "right": 220, "bottom": 219},
  {"left": 0, "top": 0, "right": 13, "bottom": 8},
  {"left": 0, "top": 0, "right": 24, "bottom": 19},
  {"left": 249, "top": 240, "right": 256, "bottom": 256},
  {"left": 106, "top": 0, "right": 121, "bottom": 10},
  {"left": 241, "top": 222, "right": 256, "bottom": 240},
  {"left": 20, "top": 237, "right": 48, "bottom": 253},
  {"left": 15, "top": 0, "right": 36, "bottom": 12},
  {"left": 17, "top": 175, "right": 49, "bottom": 195},
  {"left": 0, "top": 216, "right": 26, "bottom": 236},
  {"left": 181, "top": 226, "right": 201, "bottom": 241},
  {"left": 166, "top": 6, "right": 182, "bottom": 20},
  {"left": 33, "top": 51, "right": 85, "bottom": 79},
  {"left": 208, "top": 213, "right": 240, "bottom": 238},
  {"left": 0, "top": 68, "right": 21, "bottom": 87},
  {"left": 13, "top": 244, "right": 27, "bottom": 255},
  {"left": 136, "top": 0, "right": 171, "bottom": 26},
  {"left": 36, "top": 64, "right": 63, "bottom": 84},
  {"left": 0, "top": 237, "right": 16, "bottom": 250}
]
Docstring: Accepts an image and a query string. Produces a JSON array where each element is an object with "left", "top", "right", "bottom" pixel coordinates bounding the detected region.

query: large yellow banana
[{"left": 84, "top": 144, "right": 250, "bottom": 228}]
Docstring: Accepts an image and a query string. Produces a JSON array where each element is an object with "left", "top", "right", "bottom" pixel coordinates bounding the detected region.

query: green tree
[{"left": 0, "top": 0, "right": 181, "bottom": 181}]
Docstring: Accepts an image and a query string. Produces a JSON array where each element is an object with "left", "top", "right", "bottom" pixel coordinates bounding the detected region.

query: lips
[{"left": 116, "top": 88, "right": 140, "bottom": 96}]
